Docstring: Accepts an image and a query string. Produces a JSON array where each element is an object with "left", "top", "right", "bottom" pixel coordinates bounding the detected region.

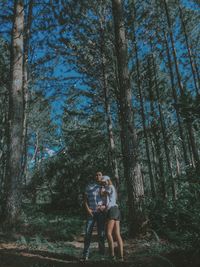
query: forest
[{"left": 0, "top": 0, "right": 200, "bottom": 266}]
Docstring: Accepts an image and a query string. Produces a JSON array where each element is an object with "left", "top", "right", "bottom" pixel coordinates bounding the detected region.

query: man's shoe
[{"left": 79, "top": 256, "right": 88, "bottom": 262}]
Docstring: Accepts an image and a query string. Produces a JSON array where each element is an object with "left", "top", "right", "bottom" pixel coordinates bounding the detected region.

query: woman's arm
[{"left": 100, "top": 186, "right": 109, "bottom": 196}]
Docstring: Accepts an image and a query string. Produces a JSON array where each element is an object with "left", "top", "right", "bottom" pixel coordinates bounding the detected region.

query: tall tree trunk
[
  {"left": 187, "top": 121, "right": 199, "bottom": 169},
  {"left": 150, "top": 53, "right": 176, "bottom": 199},
  {"left": 193, "top": 55, "right": 200, "bottom": 89},
  {"left": 163, "top": 0, "right": 200, "bottom": 171},
  {"left": 3, "top": 0, "right": 24, "bottom": 226},
  {"left": 178, "top": 4, "right": 199, "bottom": 95},
  {"left": 112, "top": 0, "right": 145, "bottom": 237},
  {"left": 0, "top": 97, "right": 9, "bottom": 208},
  {"left": 187, "top": 134, "right": 195, "bottom": 168},
  {"left": 174, "top": 144, "right": 181, "bottom": 177},
  {"left": 151, "top": 137, "right": 166, "bottom": 198},
  {"left": 131, "top": 6, "right": 155, "bottom": 197},
  {"left": 163, "top": 32, "right": 189, "bottom": 168},
  {"left": 31, "top": 131, "right": 39, "bottom": 165},
  {"left": 147, "top": 60, "right": 166, "bottom": 199},
  {"left": 22, "top": 0, "right": 33, "bottom": 183},
  {"left": 99, "top": 14, "right": 119, "bottom": 189}
]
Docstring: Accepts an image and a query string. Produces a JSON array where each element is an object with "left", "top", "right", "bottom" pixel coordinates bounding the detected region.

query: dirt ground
[{"left": 0, "top": 234, "right": 199, "bottom": 267}]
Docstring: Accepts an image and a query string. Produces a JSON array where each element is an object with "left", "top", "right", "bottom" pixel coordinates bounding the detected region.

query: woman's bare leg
[
  {"left": 107, "top": 220, "right": 115, "bottom": 257},
  {"left": 113, "top": 221, "right": 123, "bottom": 259}
]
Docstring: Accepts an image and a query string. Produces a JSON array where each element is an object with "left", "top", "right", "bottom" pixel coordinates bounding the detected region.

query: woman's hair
[
  {"left": 103, "top": 176, "right": 113, "bottom": 186},
  {"left": 107, "top": 178, "right": 112, "bottom": 186}
]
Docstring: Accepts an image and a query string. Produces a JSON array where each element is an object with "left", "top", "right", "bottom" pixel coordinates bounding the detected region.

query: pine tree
[
  {"left": 112, "top": 0, "right": 145, "bottom": 236},
  {"left": 3, "top": 0, "right": 25, "bottom": 226}
]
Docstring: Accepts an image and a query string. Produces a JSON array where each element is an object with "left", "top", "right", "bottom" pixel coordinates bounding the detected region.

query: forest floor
[{"left": 0, "top": 228, "right": 199, "bottom": 267}]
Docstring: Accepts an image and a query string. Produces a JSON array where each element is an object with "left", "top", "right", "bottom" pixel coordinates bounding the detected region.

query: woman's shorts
[{"left": 107, "top": 206, "right": 121, "bottom": 221}]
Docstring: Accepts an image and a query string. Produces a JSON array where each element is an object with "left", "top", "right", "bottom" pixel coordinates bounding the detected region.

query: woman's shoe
[{"left": 109, "top": 255, "right": 116, "bottom": 261}]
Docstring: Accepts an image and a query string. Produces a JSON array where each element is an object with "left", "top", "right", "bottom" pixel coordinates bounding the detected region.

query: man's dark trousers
[{"left": 82, "top": 211, "right": 106, "bottom": 258}]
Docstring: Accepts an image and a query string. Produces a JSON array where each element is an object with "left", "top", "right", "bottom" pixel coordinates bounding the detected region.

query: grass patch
[
  {"left": 20, "top": 203, "right": 83, "bottom": 241},
  {"left": 16, "top": 236, "right": 80, "bottom": 257}
]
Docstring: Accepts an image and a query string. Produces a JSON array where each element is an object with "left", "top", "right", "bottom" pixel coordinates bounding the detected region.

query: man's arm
[{"left": 83, "top": 193, "right": 93, "bottom": 217}]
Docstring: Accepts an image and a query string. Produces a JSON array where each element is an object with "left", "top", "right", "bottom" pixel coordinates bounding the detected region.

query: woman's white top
[{"left": 105, "top": 184, "right": 118, "bottom": 210}]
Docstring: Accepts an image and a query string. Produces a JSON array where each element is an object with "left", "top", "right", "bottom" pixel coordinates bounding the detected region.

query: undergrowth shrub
[{"left": 147, "top": 177, "right": 200, "bottom": 249}]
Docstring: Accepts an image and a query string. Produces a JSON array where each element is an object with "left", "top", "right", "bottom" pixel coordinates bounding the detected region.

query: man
[{"left": 81, "top": 171, "right": 107, "bottom": 261}]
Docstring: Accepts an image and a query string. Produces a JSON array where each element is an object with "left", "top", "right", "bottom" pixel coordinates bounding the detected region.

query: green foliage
[
  {"left": 16, "top": 235, "right": 79, "bottom": 257},
  {"left": 26, "top": 101, "right": 119, "bottom": 213},
  {"left": 147, "top": 176, "right": 200, "bottom": 249},
  {"left": 22, "top": 204, "right": 83, "bottom": 241},
  {"left": 177, "top": 91, "right": 200, "bottom": 123},
  {"left": 18, "top": 235, "right": 28, "bottom": 246}
]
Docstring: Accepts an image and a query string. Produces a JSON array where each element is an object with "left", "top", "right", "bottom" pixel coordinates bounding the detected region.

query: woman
[{"left": 101, "top": 176, "right": 124, "bottom": 261}]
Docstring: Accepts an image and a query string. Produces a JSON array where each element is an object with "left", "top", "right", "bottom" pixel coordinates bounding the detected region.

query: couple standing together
[{"left": 81, "top": 171, "right": 123, "bottom": 261}]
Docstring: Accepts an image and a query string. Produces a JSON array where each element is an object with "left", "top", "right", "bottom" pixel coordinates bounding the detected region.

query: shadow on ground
[{"left": 0, "top": 248, "right": 199, "bottom": 267}]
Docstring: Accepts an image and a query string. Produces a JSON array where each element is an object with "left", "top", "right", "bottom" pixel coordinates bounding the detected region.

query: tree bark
[
  {"left": 163, "top": 0, "right": 200, "bottom": 171},
  {"left": 147, "top": 59, "right": 166, "bottom": 199},
  {"left": 3, "top": 0, "right": 24, "bottom": 227},
  {"left": 150, "top": 53, "right": 176, "bottom": 200},
  {"left": 174, "top": 144, "right": 181, "bottom": 177},
  {"left": 22, "top": 0, "right": 33, "bottom": 183},
  {"left": 0, "top": 95, "right": 9, "bottom": 206},
  {"left": 99, "top": 14, "right": 120, "bottom": 189},
  {"left": 112, "top": 0, "right": 145, "bottom": 237},
  {"left": 178, "top": 4, "right": 199, "bottom": 95},
  {"left": 193, "top": 55, "right": 200, "bottom": 90},
  {"left": 163, "top": 32, "right": 189, "bottom": 168},
  {"left": 132, "top": 14, "right": 156, "bottom": 198}
]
